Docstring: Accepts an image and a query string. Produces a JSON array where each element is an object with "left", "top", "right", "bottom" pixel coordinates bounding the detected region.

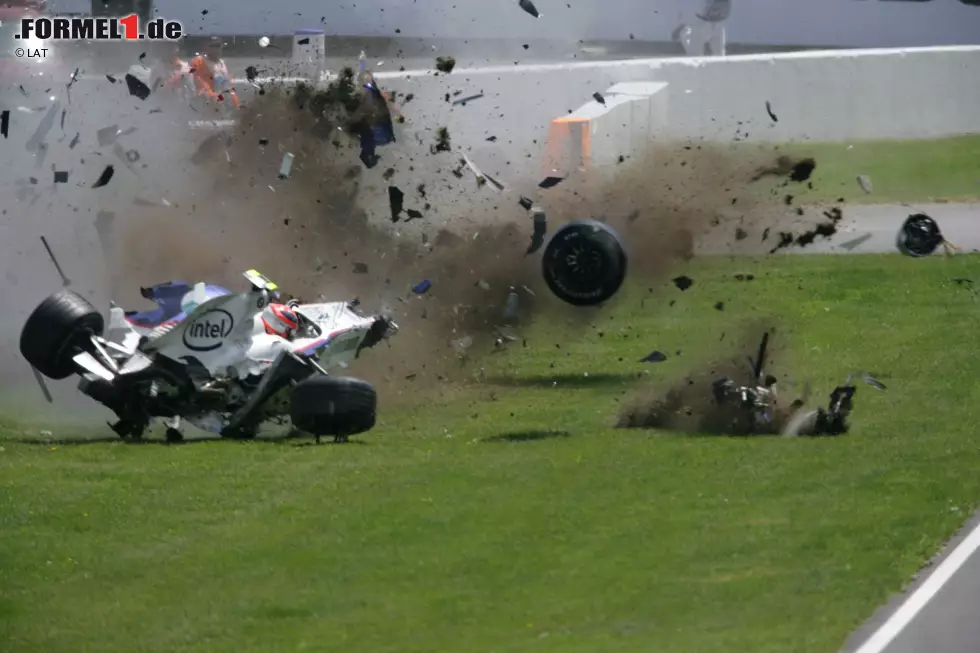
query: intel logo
[{"left": 182, "top": 309, "right": 234, "bottom": 352}]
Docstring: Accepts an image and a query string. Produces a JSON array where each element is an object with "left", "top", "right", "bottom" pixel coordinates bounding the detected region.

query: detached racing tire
[
  {"left": 541, "top": 220, "right": 627, "bottom": 306},
  {"left": 290, "top": 376, "right": 377, "bottom": 439},
  {"left": 20, "top": 290, "right": 104, "bottom": 380}
]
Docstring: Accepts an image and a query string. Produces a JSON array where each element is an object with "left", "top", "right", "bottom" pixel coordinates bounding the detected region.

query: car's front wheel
[
  {"left": 20, "top": 290, "right": 105, "bottom": 380},
  {"left": 290, "top": 376, "right": 377, "bottom": 441}
]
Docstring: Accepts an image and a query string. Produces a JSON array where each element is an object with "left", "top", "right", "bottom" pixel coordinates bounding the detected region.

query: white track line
[{"left": 853, "top": 519, "right": 980, "bottom": 653}]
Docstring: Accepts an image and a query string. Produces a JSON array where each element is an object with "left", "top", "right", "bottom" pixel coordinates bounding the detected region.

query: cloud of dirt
[
  {"left": 615, "top": 323, "right": 809, "bottom": 436},
  {"left": 103, "top": 84, "right": 797, "bottom": 408}
]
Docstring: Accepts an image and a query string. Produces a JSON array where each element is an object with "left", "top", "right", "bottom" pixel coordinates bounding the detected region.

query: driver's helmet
[{"left": 261, "top": 303, "right": 299, "bottom": 338}]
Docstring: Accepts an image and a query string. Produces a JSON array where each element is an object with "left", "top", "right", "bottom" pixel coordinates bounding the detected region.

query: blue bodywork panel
[{"left": 124, "top": 281, "right": 232, "bottom": 328}]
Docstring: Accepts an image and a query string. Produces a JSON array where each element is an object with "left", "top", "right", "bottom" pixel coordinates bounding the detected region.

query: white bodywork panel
[{"left": 105, "top": 282, "right": 378, "bottom": 381}]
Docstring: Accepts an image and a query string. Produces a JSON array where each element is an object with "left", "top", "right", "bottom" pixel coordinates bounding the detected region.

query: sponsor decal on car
[{"left": 182, "top": 309, "right": 234, "bottom": 352}]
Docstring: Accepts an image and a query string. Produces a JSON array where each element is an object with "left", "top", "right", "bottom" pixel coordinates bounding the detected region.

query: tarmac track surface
[{"left": 698, "top": 203, "right": 980, "bottom": 256}]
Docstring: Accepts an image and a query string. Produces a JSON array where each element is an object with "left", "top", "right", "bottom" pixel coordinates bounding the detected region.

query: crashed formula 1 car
[
  {"left": 20, "top": 270, "right": 398, "bottom": 443},
  {"left": 711, "top": 332, "right": 886, "bottom": 436}
]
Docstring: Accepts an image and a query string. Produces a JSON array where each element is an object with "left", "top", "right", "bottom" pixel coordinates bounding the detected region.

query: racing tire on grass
[
  {"left": 20, "top": 290, "right": 104, "bottom": 380},
  {"left": 290, "top": 376, "right": 377, "bottom": 441},
  {"left": 541, "top": 220, "right": 628, "bottom": 307}
]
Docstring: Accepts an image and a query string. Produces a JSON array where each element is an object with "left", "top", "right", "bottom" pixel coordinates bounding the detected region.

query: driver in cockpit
[{"left": 260, "top": 303, "right": 300, "bottom": 341}]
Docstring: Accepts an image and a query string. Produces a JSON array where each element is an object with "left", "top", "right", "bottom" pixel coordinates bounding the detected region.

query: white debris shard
[
  {"left": 278, "top": 152, "right": 295, "bottom": 179},
  {"left": 856, "top": 174, "right": 873, "bottom": 194}
]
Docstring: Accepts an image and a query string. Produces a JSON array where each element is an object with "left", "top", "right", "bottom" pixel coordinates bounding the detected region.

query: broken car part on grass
[{"left": 710, "top": 332, "right": 885, "bottom": 436}]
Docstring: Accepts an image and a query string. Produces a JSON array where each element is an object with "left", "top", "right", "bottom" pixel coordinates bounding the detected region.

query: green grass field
[
  {"left": 764, "top": 134, "right": 980, "bottom": 204},
  {"left": 4, "top": 254, "right": 980, "bottom": 653}
]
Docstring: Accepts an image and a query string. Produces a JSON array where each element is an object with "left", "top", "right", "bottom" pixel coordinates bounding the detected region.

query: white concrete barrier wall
[
  {"left": 352, "top": 46, "right": 980, "bottom": 228},
  {"left": 62, "top": 0, "right": 980, "bottom": 47}
]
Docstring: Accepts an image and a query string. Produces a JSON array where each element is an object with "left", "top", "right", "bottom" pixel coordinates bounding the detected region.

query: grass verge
[
  {"left": 3, "top": 254, "right": 980, "bottom": 653},
  {"left": 762, "top": 134, "right": 980, "bottom": 204}
]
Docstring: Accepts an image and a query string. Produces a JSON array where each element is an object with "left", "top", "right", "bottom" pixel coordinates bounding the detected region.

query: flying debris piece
[
  {"left": 106, "top": 74, "right": 117, "bottom": 83},
  {"left": 432, "top": 127, "right": 452, "bottom": 153},
  {"left": 26, "top": 101, "right": 59, "bottom": 153},
  {"left": 482, "top": 171, "right": 505, "bottom": 191},
  {"left": 112, "top": 142, "right": 139, "bottom": 172},
  {"left": 538, "top": 176, "right": 564, "bottom": 189},
  {"left": 92, "top": 165, "right": 115, "bottom": 188},
  {"left": 94, "top": 210, "right": 115, "bottom": 257},
  {"left": 0, "top": 110, "right": 8, "bottom": 138},
  {"left": 842, "top": 371, "right": 887, "bottom": 392},
  {"left": 518, "top": 0, "right": 541, "bottom": 18},
  {"left": 388, "top": 185, "right": 405, "bottom": 222},
  {"left": 518, "top": 196, "right": 533, "bottom": 210},
  {"left": 592, "top": 92, "right": 606, "bottom": 105},
  {"left": 68, "top": 132, "right": 80, "bottom": 148},
  {"left": 412, "top": 279, "right": 432, "bottom": 294},
  {"left": 124, "top": 73, "right": 151, "bottom": 100},
  {"left": 789, "top": 158, "right": 816, "bottom": 183},
  {"left": 278, "top": 152, "right": 295, "bottom": 179},
  {"left": 460, "top": 152, "right": 504, "bottom": 190},
  {"left": 245, "top": 65, "right": 259, "bottom": 82},
  {"left": 672, "top": 275, "right": 694, "bottom": 291},
  {"left": 297, "top": 37, "right": 310, "bottom": 45},
  {"left": 452, "top": 93, "right": 484, "bottom": 106},
  {"left": 352, "top": 262, "right": 369, "bottom": 274},
  {"left": 96, "top": 124, "right": 121, "bottom": 147},
  {"left": 53, "top": 171, "right": 68, "bottom": 183},
  {"left": 503, "top": 291, "right": 520, "bottom": 323},
  {"left": 856, "top": 174, "right": 873, "bottom": 194},
  {"left": 435, "top": 56, "right": 456, "bottom": 73},
  {"left": 526, "top": 206, "right": 547, "bottom": 254},
  {"left": 31, "top": 365, "right": 53, "bottom": 403},
  {"left": 39, "top": 236, "right": 70, "bottom": 286},
  {"left": 897, "top": 213, "right": 946, "bottom": 257},
  {"left": 639, "top": 350, "right": 668, "bottom": 363},
  {"left": 765, "top": 101, "right": 778, "bottom": 122},
  {"left": 405, "top": 209, "right": 423, "bottom": 221},
  {"left": 60, "top": 108, "right": 66, "bottom": 130},
  {"left": 839, "top": 233, "right": 872, "bottom": 251},
  {"left": 359, "top": 146, "right": 379, "bottom": 169},
  {"left": 124, "top": 149, "right": 140, "bottom": 163}
]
